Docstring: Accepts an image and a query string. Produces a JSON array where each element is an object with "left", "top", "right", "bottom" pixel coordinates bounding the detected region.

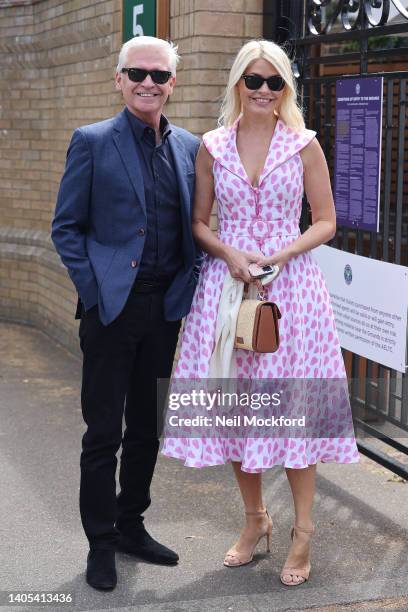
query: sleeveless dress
[{"left": 161, "top": 117, "right": 359, "bottom": 472}]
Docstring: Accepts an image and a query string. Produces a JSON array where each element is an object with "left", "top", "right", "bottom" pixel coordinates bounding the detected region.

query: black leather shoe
[
  {"left": 86, "top": 549, "right": 117, "bottom": 590},
  {"left": 117, "top": 529, "right": 179, "bottom": 565}
]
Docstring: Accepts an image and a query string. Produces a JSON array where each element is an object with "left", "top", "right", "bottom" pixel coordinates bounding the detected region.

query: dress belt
[{"left": 218, "top": 218, "right": 300, "bottom": 239}]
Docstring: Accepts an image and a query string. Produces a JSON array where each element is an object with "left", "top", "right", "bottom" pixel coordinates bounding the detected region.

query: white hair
[{"left": 116, "top": 36, "right": 180, "bottom": 75}]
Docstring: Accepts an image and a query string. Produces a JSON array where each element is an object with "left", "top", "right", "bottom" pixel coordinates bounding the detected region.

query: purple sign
[{"left": 334, "top": 77, "right": 383, "bottom": 231}]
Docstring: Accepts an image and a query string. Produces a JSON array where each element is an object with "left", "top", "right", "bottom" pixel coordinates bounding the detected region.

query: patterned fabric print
[{"left": 162, "top": 118, "right": 359, "bottom": 472}]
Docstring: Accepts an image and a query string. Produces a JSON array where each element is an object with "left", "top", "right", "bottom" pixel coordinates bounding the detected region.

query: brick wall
[
  {"left": 0, "top": 0, "right": 123, "bottom": 352},
  {"left": 0, "top": 0, "right": 263, "bottom": 354},
  {"left": 169, "top": 0, "right": 263, "bottom": 135}
]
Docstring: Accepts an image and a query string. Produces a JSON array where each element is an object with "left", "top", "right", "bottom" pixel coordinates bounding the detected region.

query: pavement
[{"left": 1, "top": 320, "right": 408, "bottom": 612}]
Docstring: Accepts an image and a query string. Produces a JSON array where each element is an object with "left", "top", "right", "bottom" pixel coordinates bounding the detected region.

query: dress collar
[{"left": 205, "top": 116, "right": 314, "bottom": 188}]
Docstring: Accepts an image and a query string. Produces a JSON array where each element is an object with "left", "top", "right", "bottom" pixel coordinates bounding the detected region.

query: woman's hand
[
  {"left": 255, "top": 248, "right": 293, "bottom": 274},
  {"left": 224, "top": 246, "right": 263, "bottom": 283}
]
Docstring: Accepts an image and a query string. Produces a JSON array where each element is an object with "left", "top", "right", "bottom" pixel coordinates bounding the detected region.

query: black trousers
[{"left": 78, "top": 283, "right": 181, "bottom": 550}]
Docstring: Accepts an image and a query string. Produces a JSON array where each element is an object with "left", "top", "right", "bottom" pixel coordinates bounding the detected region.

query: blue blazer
[{"left": 52, "top": 109, "right": 201, "bottom": 326}]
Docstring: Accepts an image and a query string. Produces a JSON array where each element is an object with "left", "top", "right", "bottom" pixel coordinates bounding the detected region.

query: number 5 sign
[{"left": 123, "top": 0, "right": 156, "bottom": 41}]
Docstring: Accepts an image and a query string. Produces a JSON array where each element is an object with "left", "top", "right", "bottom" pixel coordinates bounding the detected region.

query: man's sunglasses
[
  {"left": 241, "top": 74, "right": 285, "bottom": 92},
  {"left": 121, "top": 68, "right": 172, "bottom": 84}
]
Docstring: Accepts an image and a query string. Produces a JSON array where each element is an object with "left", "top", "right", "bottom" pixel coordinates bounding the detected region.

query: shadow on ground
[{"left": 1, "top": 321, "right": 408, "bottom": 612}]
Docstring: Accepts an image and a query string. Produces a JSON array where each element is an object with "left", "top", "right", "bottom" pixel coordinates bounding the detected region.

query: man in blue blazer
[{"left": 52, "top": 36, "right": 201, "bottom": 590}]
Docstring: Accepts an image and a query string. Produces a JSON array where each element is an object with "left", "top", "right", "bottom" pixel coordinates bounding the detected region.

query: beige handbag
[{"left": 234, "top": 283, "right": 281, "bottom": 353}]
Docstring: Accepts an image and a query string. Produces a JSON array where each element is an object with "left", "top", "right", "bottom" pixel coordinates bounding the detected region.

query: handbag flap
[{"left": 253, "top": 302, "right": 280, "bottom": 353}]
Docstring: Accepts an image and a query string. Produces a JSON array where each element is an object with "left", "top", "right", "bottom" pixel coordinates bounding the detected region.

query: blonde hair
[
  {"left": 219, "top": 39, "right": 305, "bottom": 130},
  {"left": 116, "top": 36, "right": 180, "bottom": 75}
]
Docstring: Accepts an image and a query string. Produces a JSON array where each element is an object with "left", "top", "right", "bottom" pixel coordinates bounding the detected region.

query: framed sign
[
  {"left": 334, "top": 77, "right": 383, "bottom": 232},
  {"left": 122, "top": 0, "right": 169, "bottom": 42}
]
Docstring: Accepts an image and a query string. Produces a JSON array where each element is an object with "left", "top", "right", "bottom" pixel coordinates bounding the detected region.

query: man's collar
[
  {"left": 159, "top": 114, "right": 171, "bottom": 139},
  {"left": 124, "top": 107, "right": 171, "bottom": 141}
]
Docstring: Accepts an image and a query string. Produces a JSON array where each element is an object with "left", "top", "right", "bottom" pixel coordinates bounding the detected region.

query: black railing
[{"left": 264, "top": 0, "right": 408, "bottom": 479}]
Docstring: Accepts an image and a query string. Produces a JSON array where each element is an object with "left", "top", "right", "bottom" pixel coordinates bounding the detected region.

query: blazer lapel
[
  {"left": 168, "top": 130, "right": 195, "bottom": 256},
  {"left": 112, "top": 110, "right": 146, "bottom": 216}
]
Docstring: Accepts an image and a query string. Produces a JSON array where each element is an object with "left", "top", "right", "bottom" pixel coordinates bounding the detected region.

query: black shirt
[{"left": 125, "top": 107, "right": 183, "bottom": 282}]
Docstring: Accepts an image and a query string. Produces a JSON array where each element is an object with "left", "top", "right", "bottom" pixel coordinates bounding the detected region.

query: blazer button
[
  {"left": 131, "top": 260, "right": 138, "bottom": 268},
  {"left": 138, "top": 228, "right": 145, "bottom": 236}
]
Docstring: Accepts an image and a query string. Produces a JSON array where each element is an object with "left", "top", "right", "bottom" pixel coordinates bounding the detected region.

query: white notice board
[{"left": 312, "top": 245, "right": 408, "bottom": 373}]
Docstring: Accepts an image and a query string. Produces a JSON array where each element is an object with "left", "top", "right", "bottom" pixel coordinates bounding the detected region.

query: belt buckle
[{"left": 249, "top": 219, "right": 269, "bottom": 241}]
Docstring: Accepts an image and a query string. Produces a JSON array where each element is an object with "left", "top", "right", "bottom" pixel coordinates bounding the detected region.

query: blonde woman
[{"left": 162, "top": 40, "right": 359, "bottom": 585}]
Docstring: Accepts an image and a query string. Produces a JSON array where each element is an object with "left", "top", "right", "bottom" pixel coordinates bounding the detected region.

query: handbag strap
[{"left": 243, "top": 279, "right": 266, "bottom": 301}]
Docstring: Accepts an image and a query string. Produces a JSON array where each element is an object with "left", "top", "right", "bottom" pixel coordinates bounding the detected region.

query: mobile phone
[{"left": 248, "top": 263, "right": 276, "bottom": 278}]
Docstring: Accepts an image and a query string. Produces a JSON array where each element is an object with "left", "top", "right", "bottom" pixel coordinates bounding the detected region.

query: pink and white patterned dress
[{"left": 161, "top": 117, "right": 359, "bottom": 472}]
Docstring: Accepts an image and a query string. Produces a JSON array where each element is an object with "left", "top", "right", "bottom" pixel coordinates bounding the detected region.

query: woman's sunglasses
[
  {"left": 121, "top": 68, "right": 172, "bottom": 84},
  {"left": 242, "top": 74, "right": 285, "bottom": 92}
]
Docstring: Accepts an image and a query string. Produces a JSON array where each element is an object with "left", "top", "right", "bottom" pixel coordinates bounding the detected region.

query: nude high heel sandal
[
  {"left": 280, "top": 524, "right": 315, "bottom": 586},
  {"left": 223, "top": 509, "right": 273, "bottom": 568}
]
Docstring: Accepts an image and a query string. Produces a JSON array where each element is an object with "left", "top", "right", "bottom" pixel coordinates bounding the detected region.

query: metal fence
[{"left": 264, "top": 0, "right": 408, "bottom": 478}]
